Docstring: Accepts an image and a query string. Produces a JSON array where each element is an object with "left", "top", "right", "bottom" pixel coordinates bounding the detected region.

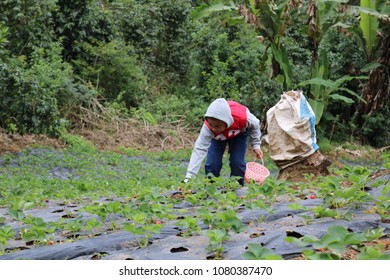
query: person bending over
[{"left": 184, "top": 98, "right": 263, "bottom": 186}]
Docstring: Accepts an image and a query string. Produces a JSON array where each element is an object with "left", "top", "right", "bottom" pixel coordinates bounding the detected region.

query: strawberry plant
[
  {"left": 18, "top": 216, "right": 62, "bottom": 245},
  {"left": 0, "top": 225, "right": 15, "bottom": 254},
  {"left": 123, "top": 222, "right": 162, "bottom": 248},
  {"left": 285, "top": 225, "right": 368, "bottom": 259},
  {"left": 312, "top": 206, "right": 339, "bottom": 219},
  {"left": 382, "top": 153, "right": 390, "bottom": 169},
  {"left": 20, "top": 226, "right": 47, "bottom": 244},
  {"left": 197, "top": 207, "right": 214, "bottom": 228},
  {"left": 175, "top": 216, "right": 201, "bottom": 237},
  {"left": 123, "top": 209, "right": 163, "bottom": 247},
  {"left": 254, "top": 177, "right": 287, "bottom": 205},
  {"left": 206, "top": 229, "right": 230, "bottom": 259},
  {"left": 85, "top": 217, "right": 103, "bottom": 234},
  {"left": 288, "top": 202, "right": 313, "bottom": 224},
  {"left": 214, "top": 209, "right": 246, "bottom": 233},
  {"left": 63, "top": 218, "right": 84, "bottom": 236},
  {"left": 357, "top": 245, "right": 390, "bottom": 260},
  {"left": 7, "top": 199, "right": 35, "bottom": 222},
  {"left": 374, "top": 195, "right": 390, "bottom": 221}
]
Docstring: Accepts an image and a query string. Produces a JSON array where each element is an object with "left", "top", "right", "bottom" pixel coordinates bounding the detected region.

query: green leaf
[
  {"left": 344, "top": 233, "right": 367, "bottom": 244},
  {"left": 327, "top": 241, "right": 347, "bottom": 254},
  {"left": 337, "top": 87, "right": 367, "bottom": 103},
  {"left": 285, "top": 236, "right": 307, "bottom": 247},
  {"left": 361, "top": 62, "right": 382, "bottom": 72},
  {"left": 359, "top": 1, "right": 380, "bottom": 55},
  {"left": 143, "top": 224, "right": 163, "bottom": 234},
  {"left": 206, "top": 229, "right": 227, "bottom": 244},
  {"left": 123, "top": 223, "right": 145, "bottom": 235},
  {"left": 191, "top": 2, "right": 237, "bottom": 20},
  {"left": 358, "top": 246, "right": 390, "bottom": 260},
  {"left": 271, "top": 44, "right": 292, "bottom": 89},
  {"left": 327, "top": 225, "right": 349, "bottom": 240},
  {"left": 288, "top": 202, "right": 304, "bottom": 210},
  {"left": 299, "top": 78, "right": 337, "bottom": 89},
  {"left": 242, "top": 243, "right": 283, "bottom": 260},
  {"left": 328, "top": 94, "right": 354, "bottom": 104},
  {"left": 335, "top": 187, "right": 358, "bottom": 199},
  {"left": 305, "top": 252, "right": 341, "bottom": 260},
  {"left": 0, "top": 225, "right": 16, "bottom": 240},
  {"left": 308, "top": 98, "right": 325, "bottom": 124},
  {"left": 302, "top": 235, "right": 320, "bottom": 243},
  {"left": 7, "top": 209, "right": 25, "bottom": 221}
]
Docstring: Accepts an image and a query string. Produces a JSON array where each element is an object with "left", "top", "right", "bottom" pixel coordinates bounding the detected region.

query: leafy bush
[
  {"left": 0, "top": 42, "right": 81, "bottom": 135},
  {"left": 320, "top": 29, "right": 366, "bottom": 81},
  {"left": 0, "top": 0, "right": 57, "bottom": 57},
  {"left": 113, "top": 0, "right": 195, "bottom": 86},
  {"left": 72, "top": 40, "right": 147, "bottom": 108},
  {"left": 359, "top": 103, "right": 390, "bottom": 147},
  {"left": 53, "top": 0, "right": 116, "bottom": 61},
  {"left": 0, "top": 23, "right": 9, "bottom": 60},
  {"left": 189, "top": 20, "right": 282, "bottom": 121},
  {"left": 141, "top": 94, "right": 208, "bottom": 128}
]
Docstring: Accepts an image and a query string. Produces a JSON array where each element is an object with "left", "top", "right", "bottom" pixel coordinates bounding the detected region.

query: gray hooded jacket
[{"left": 185, "top": 98, "right": 261, "bottom": 179}]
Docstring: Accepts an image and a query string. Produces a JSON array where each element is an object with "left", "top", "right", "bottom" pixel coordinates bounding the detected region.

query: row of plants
[{"left": 0, "top": 137, "right": 389, "bottom": 259}]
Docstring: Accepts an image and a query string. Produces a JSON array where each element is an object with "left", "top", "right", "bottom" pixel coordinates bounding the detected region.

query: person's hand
[{"left": 254, "top": 148, "right": 263, "bottom": 159}]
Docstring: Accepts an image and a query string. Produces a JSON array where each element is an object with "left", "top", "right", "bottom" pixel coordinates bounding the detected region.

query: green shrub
[
  {"left": 72, "top": 40, "right": 147, "bottom": 108},
  {"left": 0, "top": 0, "right": 57, "bottom": 57},
  {"left": 0, "top": 42, "right": 76, "bottom": 135},
  {"left": 360, "top": 104, "right": 390, "bottom": 147}
]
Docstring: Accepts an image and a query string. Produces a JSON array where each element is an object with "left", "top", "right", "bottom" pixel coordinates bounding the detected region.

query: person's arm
[
  {"left": 185, "top": 125, "right": 214, "bottom": 179},
  {"left": 246, "top": 109, "right": 263, "bottom": 159}
]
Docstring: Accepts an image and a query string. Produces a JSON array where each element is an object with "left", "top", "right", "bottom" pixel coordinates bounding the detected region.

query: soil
[
  {"left": 0, "top": 132, "right": 66, "bottom": 153},
  {"left": 0, "top": 125, "right": 197, "bottom": 154}
]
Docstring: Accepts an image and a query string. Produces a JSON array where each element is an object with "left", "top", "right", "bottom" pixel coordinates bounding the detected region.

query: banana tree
[
  {"left": 306, "top": 0, "right": 347, "bottom": 75},
  {"left": 243, "top": 0, "right": 294, "bottom": 90},
  {"left": 301, "top": 0, "right": 356, "bottom": 124},
  {"left": 340, "top": 1, "right": 390, "bottom": 126},
  {"left": 299, "top": 71, "right": 368, "bottom": 124},
  {"left": 360, "top": 0, "right": 380, "bottom": 60},
  {"left": 357, "top": 0, "right": 389, "bottom": 124},
  {"left": 302, "top": 0, "right": 389, "bottom": 126}
]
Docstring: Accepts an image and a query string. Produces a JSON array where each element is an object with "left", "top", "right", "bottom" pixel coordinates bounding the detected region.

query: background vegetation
[{"left": 0, "top": 0, "right": 389, "bottom": 147}]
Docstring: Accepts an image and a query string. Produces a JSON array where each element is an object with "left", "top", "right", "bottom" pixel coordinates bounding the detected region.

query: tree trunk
[{"left": 356, "top": 34, "right": 390, "bottom": 128}]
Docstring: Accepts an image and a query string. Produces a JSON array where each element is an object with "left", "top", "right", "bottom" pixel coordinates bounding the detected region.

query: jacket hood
[{"left": 204, "top": 98, "right": 234, "bottom": 127}]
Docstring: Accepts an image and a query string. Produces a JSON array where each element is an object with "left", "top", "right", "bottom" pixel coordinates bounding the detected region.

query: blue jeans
[{"left": 205, "top": 131, "right": 248, "bottom": 186}]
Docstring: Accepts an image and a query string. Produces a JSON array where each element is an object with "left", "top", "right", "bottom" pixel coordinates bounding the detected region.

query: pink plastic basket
[{"left": 244, "top": 158, "right": 270, "bottom": 185}]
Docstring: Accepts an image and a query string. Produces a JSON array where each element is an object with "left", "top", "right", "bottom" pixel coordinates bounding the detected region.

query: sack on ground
[{"left": 266, "top": 90, "right": 319, "bottom": 170}]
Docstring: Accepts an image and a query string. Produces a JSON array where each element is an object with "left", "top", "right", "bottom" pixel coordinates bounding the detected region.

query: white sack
[{"left": 266, "top": 90, "right": 319, "bottom": 169}]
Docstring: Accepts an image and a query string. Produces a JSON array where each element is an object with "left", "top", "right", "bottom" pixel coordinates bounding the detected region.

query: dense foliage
[{"left": 0, "top": 0, "right": 389, "bottom": 146}]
